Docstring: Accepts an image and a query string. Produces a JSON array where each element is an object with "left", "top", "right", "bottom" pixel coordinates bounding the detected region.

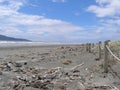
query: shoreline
[{"left": 0, "top": 44, "right": 82, "bottom": 50}]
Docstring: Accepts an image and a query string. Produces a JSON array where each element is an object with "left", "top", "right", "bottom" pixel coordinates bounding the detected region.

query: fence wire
[{"left": 106, "top": 45, "right": 120, "bottom": 62}]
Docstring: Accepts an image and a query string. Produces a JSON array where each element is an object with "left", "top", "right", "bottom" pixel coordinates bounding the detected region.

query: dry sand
[{"left": 0, "top": 45, "right": 120, "bottom": 90}]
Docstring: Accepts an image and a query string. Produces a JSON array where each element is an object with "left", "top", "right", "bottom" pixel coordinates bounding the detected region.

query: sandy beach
[{"left": 0, "top": 45, "right": 120, "bottom": 90}]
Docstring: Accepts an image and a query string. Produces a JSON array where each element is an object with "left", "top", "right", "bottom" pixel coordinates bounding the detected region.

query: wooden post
[
  {"left": 104, "top": 41, "right": 109, "bottom": 73},
  {"left": 99, "top": 41, "right": 101, "bottom": 59},
  {"left": 88, "top": 43, "right": 91, "bottom": 53},
  {"left": 92, "top": 43, "right": 94, "bottom": 48},
  {"left": 86, "top": 43, "right": 88, "bottom": 52}
]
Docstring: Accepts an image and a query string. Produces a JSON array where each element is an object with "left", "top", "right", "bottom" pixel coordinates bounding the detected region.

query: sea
[{"left": 0, "top": 41, "right": 61, "bottom": 47}]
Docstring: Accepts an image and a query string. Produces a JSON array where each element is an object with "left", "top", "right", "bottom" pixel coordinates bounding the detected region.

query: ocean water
[{"left": 0, "top": 41, "right": 60, "bottom": 47}]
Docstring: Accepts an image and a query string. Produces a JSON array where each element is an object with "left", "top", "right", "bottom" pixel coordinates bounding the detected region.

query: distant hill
[{"left": 0, "top": 35, "right": 30, "bottom": 41}]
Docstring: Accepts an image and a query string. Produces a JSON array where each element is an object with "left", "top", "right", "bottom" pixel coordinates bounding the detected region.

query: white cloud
[
  {"left": 51, "top": 0, "right": 66, "bottom": 3},
  {"left": 0, "top": 26, "right": 23, "bottom": 37},
  {"left": 0, "top": 0, "right": 83, "bottom": 42},
  {"left": 103, "top": 19, "right": 120, "bottom": 25},
  {"left": 0, "top": 0, "right": 24, "bottom": 10},
  {"left": 86, "top": 0, "right": 120, "bottom": 42},
  {"left": 87, "top": 0, "right": 120, "bottom": 17},
  {"left": 0, "top": 0, "right": 24, "bottom": 16}
]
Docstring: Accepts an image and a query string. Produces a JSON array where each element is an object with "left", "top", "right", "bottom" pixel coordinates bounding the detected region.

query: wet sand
[{"left": 0, "top": 45, "right": 120, "bottom": 90}]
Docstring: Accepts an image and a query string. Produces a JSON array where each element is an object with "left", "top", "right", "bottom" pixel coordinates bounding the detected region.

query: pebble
[{"left": 14, "top": 62, "right": 22, "bottom": 67}]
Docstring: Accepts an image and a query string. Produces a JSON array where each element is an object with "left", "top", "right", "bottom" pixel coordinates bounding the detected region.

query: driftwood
[{"left": 71, "top": 63, "right": 84, "bottom": 71}]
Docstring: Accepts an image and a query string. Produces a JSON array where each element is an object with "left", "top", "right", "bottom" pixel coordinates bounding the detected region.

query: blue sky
[{"left": 0, "top": 0, "right": 120, "bottom": 43}]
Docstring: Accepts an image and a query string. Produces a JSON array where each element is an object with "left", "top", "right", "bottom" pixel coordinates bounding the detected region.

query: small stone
[
  {"left": 59, "top": 85, "right": 66, "bottom": 90},
  {"left": 31, "top": 57, "right": 35, "bottom": 59},
  {"left": 61, "top": 56, "right": 65, "bottom": 59},
  {"left": 61, "top": 46, "right": 64, "bottom": 49},
  {"left": 72, "top": 70, "right": 80, "bottom": 73},
  {"left": 95, "top": 58, "right": 100, "bottom": 61},
  {"left": 62, "top": 60, "right": 72, "bottom": 65},
  {"left": 24, "top": 62, "right": 27, "bottom": 65},
  {"left": 14, "top": 62, "right": 22, "bottom": 67},
  {"left": 13, "top": 68, "right": 23, "bottom": 73}
]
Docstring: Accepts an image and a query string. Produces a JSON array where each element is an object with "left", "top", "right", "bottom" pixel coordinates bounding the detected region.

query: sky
[{"left": 0, "top": 0, "right": 120, "bottom": 43}]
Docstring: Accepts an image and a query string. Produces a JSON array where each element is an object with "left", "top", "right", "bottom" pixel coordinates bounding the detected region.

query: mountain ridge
[{"left": 0, "top": 34, "right": 30, "bottom": 41}]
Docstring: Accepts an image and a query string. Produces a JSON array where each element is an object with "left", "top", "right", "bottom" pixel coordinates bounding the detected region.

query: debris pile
[
  {"left": 6, "top": 66, "right": 82, "bottom": 90},
  {"left": 0, "top": 61, "right": 119, "bottom": 90}
]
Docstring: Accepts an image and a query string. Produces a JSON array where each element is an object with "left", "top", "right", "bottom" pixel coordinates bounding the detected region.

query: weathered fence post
[
  {"left": 92, "top": 43, "right": 94, "bottom": 48},
  {"left": 99, "top": 41, "right": 101, "bottom": 59},
  {"left": 86, "top": 43, "right": 88, "bottom": 52},
  {"left": 104, "top": 41, "right": 109, "bottom": 73},
  {"left": 86, "top": 43, "right": 91, "bottom": 53},
  {"left": 88, "top": 43, "right": 91, "bottom": 53}
]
